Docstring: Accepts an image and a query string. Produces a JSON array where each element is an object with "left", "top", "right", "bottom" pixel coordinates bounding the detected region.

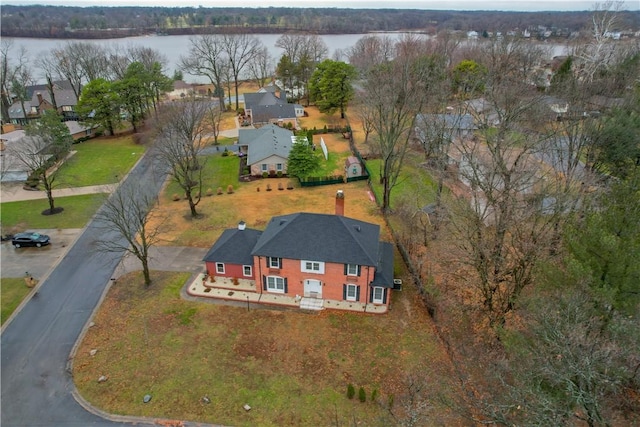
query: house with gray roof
[
  {"left": 414, "top": 113, "right": 476, "bottom": 147},
  {"left": 243, "top": 91, "right": 303, "bottom": 128},
  {"left": 201, "top": 192, "right": 395, "bottom": 313},
  {"left": 238, "top": 124, "right": 300, "bottom": 176}
]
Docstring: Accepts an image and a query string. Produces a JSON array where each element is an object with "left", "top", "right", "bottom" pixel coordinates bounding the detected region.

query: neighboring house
[
  {"left": 201, "top": 191, "right": 395, "bottom": 313},
  {"left": 541, "top": 95, "right": 569, "bottom": 121},
  {"left": 414, "top": 113, "right": 476, "bottom": 148},
  {"left": 166, "top": 80, "right": 194, "bottom": 100},
  {"left": 30, "top": 89, "right": 79, "bottom": 121},
  {"left": 238, "top": 123, "right": 300, "bottom": 176},
  {"left": 243, "top": 91, "right": 303, "bottom": 128},
  {"left": 463, "top": 98, "right": 501, "bottom": 127},
  {"left": 65, "top": 121, "right": 97, "bottom": 141},
  {"left": 0, "top": 130, "right": 28, "bottom": 182}
]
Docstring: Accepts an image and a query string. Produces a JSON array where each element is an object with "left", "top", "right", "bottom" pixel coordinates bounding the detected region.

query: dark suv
[{"left": 12, "top": 232, "right": 51, "bottom": 248}]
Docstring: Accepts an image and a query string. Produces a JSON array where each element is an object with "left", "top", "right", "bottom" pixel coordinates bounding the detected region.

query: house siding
[
  {"left": 256, "top": 256, "right": 374, "bottom": 302},
  {"left": 205, "top": 262, "right": 255, "bottom": 280},
  {"left": 250, "top": 154, "right": 288, "bottom": 176}
]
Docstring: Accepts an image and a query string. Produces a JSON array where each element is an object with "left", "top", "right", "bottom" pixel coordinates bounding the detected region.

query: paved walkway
[{"left": 0, "top": 183, "right": 114, "bottom": 202}]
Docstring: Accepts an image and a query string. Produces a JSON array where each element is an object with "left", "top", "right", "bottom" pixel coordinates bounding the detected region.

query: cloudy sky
[{"left": 3, "top": 0, "right": 637, "bottom": 12}]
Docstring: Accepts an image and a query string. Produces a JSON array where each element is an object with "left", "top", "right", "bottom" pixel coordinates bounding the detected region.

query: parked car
[{"left": 12, "top": 232, "right": 50, "bottom": 248}]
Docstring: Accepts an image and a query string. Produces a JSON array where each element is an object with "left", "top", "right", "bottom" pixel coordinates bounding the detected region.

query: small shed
[{"left": 345, "top": 156, "right": 363, "bottom": 178}]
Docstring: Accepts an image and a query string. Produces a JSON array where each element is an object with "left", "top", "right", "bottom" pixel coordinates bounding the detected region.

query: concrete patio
[{"left": 186, "top": 273, "right": 388, "bottom": 314}]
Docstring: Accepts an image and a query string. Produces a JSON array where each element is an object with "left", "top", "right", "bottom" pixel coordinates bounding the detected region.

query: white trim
[
  {"left": 243, "top": 265, "right": 252, "bottom": 277},
  {"left": 346, "top": 264, "right": 358, "bottom": 276},
  {"left": 267, "top": 276, "right": 285, "bottom": 293},
  {"left": 372, "top": 287, "right": 384, "bottom": 304},
  {"left": 301, "top": 260, "right": 324, "bottom": 274},
  {"left": 268, "top": 257, "right": 281, "bottom": 269},
  {"left": 345, "top": 284, "right": 358, "bottom": 301},
  {"left": 215, "top": 262, "right": 225, "bottom": 274}
]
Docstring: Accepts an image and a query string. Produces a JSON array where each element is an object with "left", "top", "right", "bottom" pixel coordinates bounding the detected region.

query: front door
[{"left": 304, "top": 279, "right": 322, "bottom": 298}]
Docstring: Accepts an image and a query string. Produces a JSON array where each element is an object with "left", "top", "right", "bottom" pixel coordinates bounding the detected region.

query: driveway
[
  {"left": 0, "top": 229, "right": 83, "bottom": 281},
  {"left": 0, "top": 147, "right": 212, "bottom": 426}
]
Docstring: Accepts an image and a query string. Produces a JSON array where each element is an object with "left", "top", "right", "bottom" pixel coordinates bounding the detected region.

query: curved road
[{"left": 1, "top": 148, "right": 206, "bottom": 426}]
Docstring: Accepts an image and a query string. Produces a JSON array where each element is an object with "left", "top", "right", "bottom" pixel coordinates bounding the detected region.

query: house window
[
  {"left": 261, "top": 164, "right": 268, "bottom": 172},
  {"left": 372, "top": 287, "right": 385, "bottom": 304},
  {"left": 62, "top": 105, "right": 72, "bottom": 112},
  {"left": 276, "top": 163, "right": 283, "bottom": 171},
  {"left": 345, "top": 264, "right": 361, "bottom": 276},
  {"left": 216, "top": 263, "right": 225, "bottom": 274},
  {"left": 301, "top": 260, "right": 324, "bottom": 274},
  {"left": 268, "top": 257, "right": 282, "bottom": 269},
  {"left": 243, "top": 265, "right": 252, "bottom": 277},
  {"left": 267, "top": 276, "right": 285, "bottom": 293},
  {"left": 344, "top": 284, "right": 360, "bottom": 302}
]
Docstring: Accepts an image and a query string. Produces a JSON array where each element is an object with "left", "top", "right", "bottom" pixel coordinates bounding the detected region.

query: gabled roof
[
  {"left": 31, "top": 88, "right": 78, "bottom": 107},
  {"left": 371, "top": 242, "right": 395, "bottom": 288},
  {"left": 8, "top": 101, "right": 28, "bottom": 120},
  {"left": 252, "top": 212, "right": 381, "bottom": 267},
  {"left": 416, "top": 113, "right": 476, "bottom": 131},
  {"left": 250, "top": 103, "right": 298, "bottom": 124},
  {"left": 239, "top": 124, "right": 295, "bottom": 165},
  {"left": 202, "top": 227, "right": 262, "bottom": 266},
  {"left": 243, "top": 92, "right": 285, "bottom": 110}
]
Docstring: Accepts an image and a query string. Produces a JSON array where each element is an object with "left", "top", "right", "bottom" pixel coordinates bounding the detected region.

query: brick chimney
[
  {"left": 36, "top": 92, "right": 43, "bottom": 105},
  {"left": 335, "top": 190, "right": 344, "bottom": 216}
]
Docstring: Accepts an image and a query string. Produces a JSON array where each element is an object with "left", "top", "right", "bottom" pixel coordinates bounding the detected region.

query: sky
[{"left": 2, "top": 0, "right": 638, "bottom": 12}]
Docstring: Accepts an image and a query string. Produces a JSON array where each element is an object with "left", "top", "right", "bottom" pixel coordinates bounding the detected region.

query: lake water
[{"left": 4, "top": 33, "right": 569, "bottom": 83}]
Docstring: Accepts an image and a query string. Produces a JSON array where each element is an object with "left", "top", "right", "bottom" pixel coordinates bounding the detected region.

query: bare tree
[
  {"left": 573, "top": 0, "right": 626, "bottom": 83},
  {"left": 154, "top": 97, "right": 213, "bottom": 218},
  {"left": 9, "top": 110, "right": 73, "bottom": 214},
  {"left": 221, "top": 33, "right": 262, "bottom": 111},
  {"left": 247, "top": 45, "right": 273, "bottom": 89},
  {"left": 94, "top": 181, "right": 165, "bottom": 287},
  {"left": 347, "top": 35, "right": 395, "bottom": 76},
  {"left": 1, "top": 40, "right": 30, "bottom": 124},
  {"left": 179, "top": 35, "right": 226, "bottom": 109},
  {"left": 358, "top": 50, "right": 429, "bottom": 211}
]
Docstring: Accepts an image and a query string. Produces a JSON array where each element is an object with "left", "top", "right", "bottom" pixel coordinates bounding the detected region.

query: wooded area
[{"left": 1, "top": 4, "right": 639, "bottom": 39}]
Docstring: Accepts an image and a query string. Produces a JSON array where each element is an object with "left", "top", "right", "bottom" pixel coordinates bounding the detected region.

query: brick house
[{"left": 201, "top": 191, "right": 395, "bottom": 313}]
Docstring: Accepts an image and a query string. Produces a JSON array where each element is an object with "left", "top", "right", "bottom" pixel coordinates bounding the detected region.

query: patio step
[{"left": 299, "top": 297, "right": 324, "bottom": 311}]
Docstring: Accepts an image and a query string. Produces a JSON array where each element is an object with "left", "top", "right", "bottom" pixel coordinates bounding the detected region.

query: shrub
[
  {"left": 222, "top": 148, "right": 229, "bottom": 157},
  {"left": 277, "top": 170, "right": 283, "bottom": 178},
  {"left": 387, "top": 394, "right": 394, "bottom": 410},
  {"left": 371, "top": 389, "right": 378, "bottom": 402},
  {"left": 206, "top": 188, "right": 213, "bottom": 196},
  {"left": 227, "top": 184, "right": 234, "bottom": 194},
  {"left": 217, "top": 187, "right": 223, "bottom": 195},
  {"left": 347, "top": 384, "right": 355, "bottom": 399},
  {"left": 266, "top": 184, "right": 272, "bottom": 191},
  {"left": 278, "top": 182, "right": 284, "bottom": 190},
  {"left": 172, "top": 193, "right": 180, "bottom": 201},
  {"left": 232, "top": 277, "right": 239, "bottom": 286},
  {"left": 243, "top": 167, "right": 250, "bottom": 175},
  {"left": 256, "top": 186, "right": 260, "bottom": 192},
  {"left": 358, "top": 387, "right": 366, "bottom": 402},
  {"left": 287, "top": 182, "right": 294, "bottom": 190},
  {"left": 262, "top": 172, "right": 268, "bottom": 178}
]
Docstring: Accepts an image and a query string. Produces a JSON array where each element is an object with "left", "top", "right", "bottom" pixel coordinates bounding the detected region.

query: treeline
[{"left": 2, "top": 5, "right": 639, "bottom": 39}]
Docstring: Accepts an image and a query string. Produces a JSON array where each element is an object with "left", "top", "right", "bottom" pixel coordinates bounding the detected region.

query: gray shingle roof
[
  {"left": 243, "top": 92, "right": 285, "bottom": 110},
  {"left": 251, "top": 212, "right": 381, "bottom": 267},
  {"left": 202, "top": 227, "right": 262, "bottom": 265},
  {"left": 250, "top": 103, "right": 298, "bottom": 124},
  {"left": 372, "top": 242, "right": 395, "bottom": 288},
  {"left": 416, "top": 113, "right": 476, "bottom": 131},
  {"left": 239, "top": 124, "right": 294, "bottom": 165}
]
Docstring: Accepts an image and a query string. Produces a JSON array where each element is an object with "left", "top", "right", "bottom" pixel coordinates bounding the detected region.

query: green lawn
[
  {"left": 366, "top": 157, "right": 438, "bottom": 210},
  {"left": 0, "top": 194, "right": 107, "bottom": 231},
  {"left": 0, "top": 278, "right": 32, "bottom": 325},
  {"left": 164, "top": 154, "right": 242, "bottom": 198},
  {"left": 56, "top": 136, "right": 145, "bottom": 187}
]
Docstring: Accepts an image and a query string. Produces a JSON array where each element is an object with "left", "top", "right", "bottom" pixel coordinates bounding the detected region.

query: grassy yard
[
  {"left": 73, "top": 271, "right": 460, "bottom": 427},
  {"left": 162, "top": 153, "right": 241, "bottom": 200},
  {"left": 0, "top": 278, "right": 33, "bottom": 325},
  {"left": 0, "top": 193, "right": 107, "bottom": 231},
  {"left": 56, "top": 135, "right": 145, "bottom": 187}
]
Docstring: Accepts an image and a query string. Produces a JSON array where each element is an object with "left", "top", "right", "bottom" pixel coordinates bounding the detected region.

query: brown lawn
[{"left": 72, "top": 99, "right": 465, "bottom": 426}]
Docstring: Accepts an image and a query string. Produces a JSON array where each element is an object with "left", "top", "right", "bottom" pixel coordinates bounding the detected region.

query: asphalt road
[{"left": 0, "top": 147, "right": 209, "bottom": 426}]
